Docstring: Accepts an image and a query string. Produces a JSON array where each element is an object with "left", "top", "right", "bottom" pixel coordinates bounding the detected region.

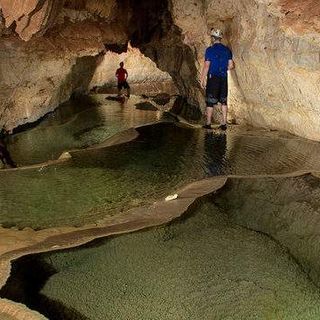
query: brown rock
[{"left": 0, "top": 0, "right": 63, "bottom": 41}]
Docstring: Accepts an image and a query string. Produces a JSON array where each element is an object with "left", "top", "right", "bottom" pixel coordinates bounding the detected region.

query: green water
[
  {"left": 3, "top": 197, "right": 320, "bottom": 319},
  {"left": 6, "top": 95, "right": 162, "bottom": 165},
  {"left": 1, "top": 122, "right": 320, "bottom": 230},
  {"left": 214, "top": 174, "right": 320, "bottom": 286}
]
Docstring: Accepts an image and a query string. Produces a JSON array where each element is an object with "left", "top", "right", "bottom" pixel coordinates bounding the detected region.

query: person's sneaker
[
  {"left": 218, "top": 124, "right": 227, "bottom": 131},
  {"left": 203, "top": 124, "right": 212, "bottom": 129}
]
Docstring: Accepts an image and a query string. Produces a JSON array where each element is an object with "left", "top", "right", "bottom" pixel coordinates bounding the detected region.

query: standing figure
[
  {"left": 200, "top": 29, "right": 235, "bottom": 130},
  {"left": 116, "top": 62, "right": 130, "bottom": 98}
]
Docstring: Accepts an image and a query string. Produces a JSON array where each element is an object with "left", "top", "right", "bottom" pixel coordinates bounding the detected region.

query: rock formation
[
  {"left": 167, "top": 0, "right": 320, "bottom": 139},
  {"left": 0, "top": 299, "right": 47, "bottom": 320},
  {"left": 89, "top": 43, "right": 176, "bottom": 94},
  {"left": 0, "top": 0, "right": 320, "bottom": 139},
  {"left": 0, "top": 0, "right": 127, "bottom": 130}
]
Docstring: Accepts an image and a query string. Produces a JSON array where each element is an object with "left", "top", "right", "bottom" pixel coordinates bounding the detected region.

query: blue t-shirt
[{"left": 205, "top": 43, "right": 233, "bottom": 77}]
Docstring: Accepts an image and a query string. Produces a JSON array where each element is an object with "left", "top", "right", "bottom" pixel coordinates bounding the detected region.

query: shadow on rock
[
  {"left": 0, "top": 255, "right": 90, "bottom": 320},
  {"left": 135, "top": 101, "right": 158, "bottom": 111}
]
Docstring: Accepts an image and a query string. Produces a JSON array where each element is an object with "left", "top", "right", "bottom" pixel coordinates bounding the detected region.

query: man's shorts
[
  {"left": 205, "top": 75, "right": 228, "bottom": 107},
  {"left": 118, "top": 81, "right": 130, "bottom": 90}
]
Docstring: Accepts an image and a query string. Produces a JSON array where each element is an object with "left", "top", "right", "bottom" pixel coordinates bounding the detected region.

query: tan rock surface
[
  {"left": 0, "top": 4, "right": 127, "bottom": 130},
  {"left": 90, "top": 44, "right": 174, "bottom": 89},
  {"left": 0, "top": 0, "right": 63, "bottom": 41},
  {"left": 0, "top": 0, "right": 320, "bottom": 136},
  {"left": 0, "top": 299, "right": 47, "bottom": 320},
  {"left": 166, "top": 0, "right": 320, "bottom": 139}
]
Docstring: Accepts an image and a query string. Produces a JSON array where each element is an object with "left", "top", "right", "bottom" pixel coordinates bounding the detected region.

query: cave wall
[
  {"left": 162, "top": 0, "right": 320, "bottom": 140},
  {"left": 209, "top": 0, "right": 320, "bottom": 140},
  {"left": 0, "top": 1, "right": 127, "bottom": 130},
  {"left": 127, "top": 0, "right": 205, "bottom": 108},
  {"left": 89, "top": 44, "right": 174, "bottom": 90},
  {"left": 0, "top": 0, "right": 320, "bottom": 139}
]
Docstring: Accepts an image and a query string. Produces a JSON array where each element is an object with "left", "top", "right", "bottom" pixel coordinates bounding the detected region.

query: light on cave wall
[{"left": 89, "top": 43, "right": 173, "bottom": 89}]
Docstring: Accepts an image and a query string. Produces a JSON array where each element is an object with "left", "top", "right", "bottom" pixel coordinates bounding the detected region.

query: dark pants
[
  {"left": 206, "top": 75, "right": 228, "bottom": 107},
  {"left": 117, "top": 81, "right": 130, "bottom": 90}
]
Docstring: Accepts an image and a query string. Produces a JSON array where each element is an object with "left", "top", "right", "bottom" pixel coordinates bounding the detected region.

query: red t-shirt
[{"left": 116, "top": 67, "right": 127, "bottom": 82}]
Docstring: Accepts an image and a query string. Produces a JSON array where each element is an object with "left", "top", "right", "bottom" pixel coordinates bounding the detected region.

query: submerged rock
[
  {"left": 134, "top": 102, "right": 158, "bottom": 111},
  {"left": 152, "top": 93, "right": 171, "bottom": 106},
  {"left": 5, "top": 197, "right": 320, "bottom": 319},
  {"left": 58, "top": 152, "right": 72, "bottom": 160},
  {"left": 165, "top": 193, "right": 178, "bottom": 201}
]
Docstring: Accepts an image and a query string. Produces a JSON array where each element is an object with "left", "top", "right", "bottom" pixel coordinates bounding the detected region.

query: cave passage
[{"left": 3, "top": 0, "right": 320, "bottom": 318}]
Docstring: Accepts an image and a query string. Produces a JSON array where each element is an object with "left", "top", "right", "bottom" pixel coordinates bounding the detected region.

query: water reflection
[
  {"left": 2, "top": 122, "right": 320, "bottom": 229},
  {"left": 6, "top": 95, "right": 163, "bottom": 165},
  {"left": 203, "top": 132, "right": 227, "bottom": 176}
]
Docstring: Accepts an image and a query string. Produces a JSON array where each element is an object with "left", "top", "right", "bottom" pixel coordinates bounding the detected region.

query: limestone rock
[
  {"left": 90, "top": 44, "right": 173, "bottom": 89},
  {"left": 152, "top": 93, "right": 171, "bottom": 106},
  {"left": 0, "top": 0, "right": 63, "bottom": 41},
  {"left": 166, "top": 0, "right": 320, "bottom": 140},
  {"left": 1, "top": 0, "right": 320, "bottom": 140},
  {"left": 0, "top": 299, "right": 47, "bottom": 320},
  {"left": 0, "top": 5, "right": 128, "bottom": 130}
]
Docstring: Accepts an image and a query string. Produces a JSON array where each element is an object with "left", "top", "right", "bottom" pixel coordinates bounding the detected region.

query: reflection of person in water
[
  {"left": 204, "top": 131, "right": 227, "bottom": 176},
  {"left": 0, "top": 129, "right": 16, "bottom": 168}
]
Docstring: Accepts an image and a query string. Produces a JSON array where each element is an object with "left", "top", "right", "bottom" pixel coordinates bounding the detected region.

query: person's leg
[
  {"left": 219, "top": 76, "right": 228, "bottom": 129},
  {"left": 125, "top": 82, "right": 130, "bottom": 98},
  {"left": 206, "top": 106, "right": 214, "bottom": 125},
  {"left": 204, "top": 76, "right": 219, "bottom": 127},
  {"left": 221, "top": 104, "right": 228, "bottom": 125},
  {"left": 117, "top": 83, "right": 122, "bottom": 96}
]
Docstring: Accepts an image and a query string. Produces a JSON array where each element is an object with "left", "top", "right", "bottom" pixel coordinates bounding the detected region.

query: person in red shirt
[{"left": 115, "top": 62, "right": 130, "bottom": 98}]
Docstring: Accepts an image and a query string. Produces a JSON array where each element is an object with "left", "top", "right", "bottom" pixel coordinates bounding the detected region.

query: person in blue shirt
[{"left": 200, "top": 29, "right": 235, "bottom": 130}]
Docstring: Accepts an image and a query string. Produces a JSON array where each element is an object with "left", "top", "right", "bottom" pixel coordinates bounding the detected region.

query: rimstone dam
[{"left": 1, "top": 1, "right": 320, "bottom": 319}]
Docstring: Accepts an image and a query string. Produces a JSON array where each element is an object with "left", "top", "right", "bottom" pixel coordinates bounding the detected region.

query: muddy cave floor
[{"left": 2, "top": 95, "right": 320, "bottom": 319}]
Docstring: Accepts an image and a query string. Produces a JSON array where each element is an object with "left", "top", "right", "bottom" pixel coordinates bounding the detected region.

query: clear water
[
  {"left": 3, "top": 197, "right": 320, "bottom": 319},
  {"left": 6, "top": 95, "right": 163, "bottom": 165},
  {"left": 214, "top": 174, "right": 320, "bottom": 285},
  {"left": 1, "top": 123, "right": 320, "bottom": 230}
]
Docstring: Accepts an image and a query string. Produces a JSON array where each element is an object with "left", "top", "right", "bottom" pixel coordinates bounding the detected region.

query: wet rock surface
[
  {"left": 6, "top": 95, "right": 161, "bottom": 165},
  {"left": 134, "top": 101, "right": 158, "bottom": 111},
  {"left": 152, "top": 93, "right": 171, "bottom": 106},
  {"left": 215, "top": 174, "right": 320, "bottom": 286},
  {"left": 1, "top": 1, "right": 320, "bottom": 318}
]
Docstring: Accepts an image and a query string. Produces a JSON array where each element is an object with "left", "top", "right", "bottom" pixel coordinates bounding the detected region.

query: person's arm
[
  {"left": 228, "top": 48, "right": 235, "bottom": 70},
  {"left": 228, "top": 59, "right": 235, "bottom": 70},
  {"left": 200, "top": 61, "right": 210, "bottom": 89}
]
